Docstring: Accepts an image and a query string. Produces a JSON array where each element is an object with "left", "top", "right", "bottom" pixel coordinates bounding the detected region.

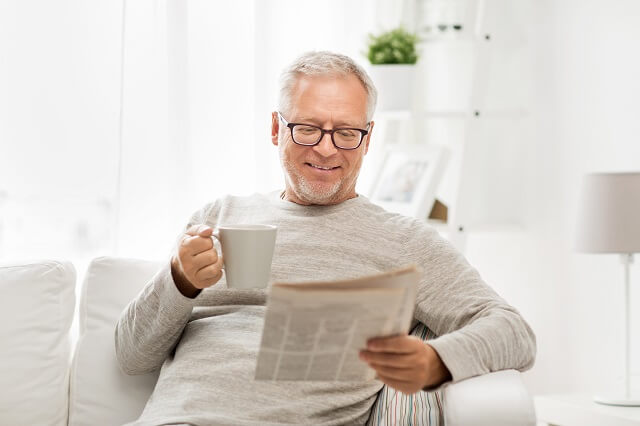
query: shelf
[
  {"left": 370, "top": 0, "right": 529, "bottom": 251},
  {"left": 375, "top": 109, "right": 528, "bottom": 121},
  {"left": 420, "top": 34, "right": 486, "bottom": 45},
  {"left": 427, "top": 220, "right": 524, "bottom": 234},
  {"left": 375, "top": 110, "right": 466, "bottom": 120}
]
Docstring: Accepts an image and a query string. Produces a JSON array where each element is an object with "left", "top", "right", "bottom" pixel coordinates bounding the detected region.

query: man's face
[{"left": 271, "top": 74, "right": 374, "bottom": 205}]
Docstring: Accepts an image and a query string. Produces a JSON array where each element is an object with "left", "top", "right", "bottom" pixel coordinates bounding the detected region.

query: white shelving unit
[{"left": 370, "top": 0, "right": 529, "bottom": 252}]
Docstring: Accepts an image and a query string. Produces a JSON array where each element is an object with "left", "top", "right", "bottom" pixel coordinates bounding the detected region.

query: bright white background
[{"left": 1, "top": 0, "right": 639, "bottom": 400}]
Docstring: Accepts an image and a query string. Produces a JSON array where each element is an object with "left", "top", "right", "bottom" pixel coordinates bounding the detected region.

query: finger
[
  {"left": 180, "top": 234, "right": 214, "bottom": 256},
  {"left": 375, "top": 374, "right": 422, "bottom": 395},
  {"left": 195, "top": 263, "right": 223, "bottom": 283},
  {"left": 367, "top": 335, "right": 420, "bottom": 354},
  {"left": 195, "top": 252, "right": 223, "bottom": 276},
  {"left": 192, "top": 248, "right": 218, "bottom": 269},
  {"left": 215, "top": 253, "right": 223, "bottom": 269},
  {"left": 193, "top": 270, "right": 222, "bottom": 289},
  {"left": 359, "top": 350, "right": 416, "bottom": 368},
  {"left": 367, "top": 364, "right": 416, "bottom": 382}
]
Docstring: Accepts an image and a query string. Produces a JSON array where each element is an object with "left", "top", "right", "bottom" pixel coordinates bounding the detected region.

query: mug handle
[{"left": 210, "top": 230, "right": 224, "bottom": 270}]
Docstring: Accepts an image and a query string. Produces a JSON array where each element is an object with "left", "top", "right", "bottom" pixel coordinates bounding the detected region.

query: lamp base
[{"left": 594, "top": 394, "right": 640, "bottom": 406}]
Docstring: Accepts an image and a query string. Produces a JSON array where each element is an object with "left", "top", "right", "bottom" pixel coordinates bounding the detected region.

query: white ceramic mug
[{"left": 212, "top": 224, "right": 277, "bottom": 289}]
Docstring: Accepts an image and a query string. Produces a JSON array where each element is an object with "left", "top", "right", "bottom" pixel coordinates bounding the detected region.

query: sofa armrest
[{"left": 443, "top": 369, "right": 536, "bottom": 426}]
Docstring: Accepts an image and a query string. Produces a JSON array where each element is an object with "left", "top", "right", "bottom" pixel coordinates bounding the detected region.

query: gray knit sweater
[{"left": 115, "top": 191, "right": 536, "bottom": 425}]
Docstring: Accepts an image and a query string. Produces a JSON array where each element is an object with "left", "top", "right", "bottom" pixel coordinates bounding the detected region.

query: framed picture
[{"left": 369, "top": 144, "right": 449, "bottom": 219}]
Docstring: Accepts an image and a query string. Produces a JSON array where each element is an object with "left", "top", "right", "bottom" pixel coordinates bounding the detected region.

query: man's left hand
[{"left": 359, "top": 335, "right": 452, "bottom": 394}]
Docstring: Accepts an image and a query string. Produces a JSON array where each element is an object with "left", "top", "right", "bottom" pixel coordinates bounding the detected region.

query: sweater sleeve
[
  {"left": 409, "top": 226, "right": 536, "bottom": 383},
  {"left": 114, "top": 202, "right": 219, "bottom": 375}
]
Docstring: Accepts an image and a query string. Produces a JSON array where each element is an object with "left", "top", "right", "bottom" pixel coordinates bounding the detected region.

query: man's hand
[
  {"left": 171, "top": 224, "right": 224, "bottom": 298},
  {"left": 359, "top": 335, "right": 452, "bottom": 394}
]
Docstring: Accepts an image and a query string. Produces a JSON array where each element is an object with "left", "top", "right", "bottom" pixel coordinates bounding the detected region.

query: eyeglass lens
[{"left": 292, "top": 125, "right": 361, "bottom": 149}]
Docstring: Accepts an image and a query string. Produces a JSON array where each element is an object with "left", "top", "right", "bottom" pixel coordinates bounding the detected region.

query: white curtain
[
  {"left": 0, "top": 0, "right": 389, "bottom": 266},
  {"left": 115, "top": 0, "right": 191, "bottom": 259},
  {"left": 0, "top": 0, "right": 122, "bottom": 268}
]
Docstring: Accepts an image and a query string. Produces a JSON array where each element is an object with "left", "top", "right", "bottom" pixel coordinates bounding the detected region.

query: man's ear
[
  {"left": 363, "top": 121, "right": 374, "bottom": 155},
  {"left": 271, "top": 111, "right": 279, "bottom": 146}
]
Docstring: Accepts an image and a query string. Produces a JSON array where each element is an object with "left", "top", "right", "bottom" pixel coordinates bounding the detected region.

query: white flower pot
[{"left": 369, "top": 64, "right": 416, "bottom": 112}]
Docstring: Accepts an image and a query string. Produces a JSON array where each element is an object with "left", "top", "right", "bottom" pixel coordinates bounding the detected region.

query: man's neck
[{"left": 280, "top": 189, "right": 358, "bottom": 206}]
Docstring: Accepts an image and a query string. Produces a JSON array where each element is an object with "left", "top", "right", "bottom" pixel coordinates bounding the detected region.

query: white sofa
[{"left": 0, "top": 257, "right": 536, "bottom": 426}]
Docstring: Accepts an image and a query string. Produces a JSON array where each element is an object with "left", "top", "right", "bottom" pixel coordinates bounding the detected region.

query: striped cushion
[{"left": 367, "top": 323, "right": 444, "bottom": 426}]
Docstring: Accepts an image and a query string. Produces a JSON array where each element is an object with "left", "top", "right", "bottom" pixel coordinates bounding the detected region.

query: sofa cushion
[
  {"left": 0, "top": 260, "right": 76, "bottom": 426},
  {"left": 68, "top": 256, "right": 162, "bottom": 426}
]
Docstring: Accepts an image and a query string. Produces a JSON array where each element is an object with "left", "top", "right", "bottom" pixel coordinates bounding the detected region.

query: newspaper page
[{"left": 255, "top": 265, "right": 420, "bottom": 381}]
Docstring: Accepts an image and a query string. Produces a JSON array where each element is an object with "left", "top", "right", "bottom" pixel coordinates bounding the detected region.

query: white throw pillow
[
  {"left": 0, "top": 260, "right": 76, "bottom": 426},
  {"left": 68, "top": 256, "right": 163, "bottom": 426}
]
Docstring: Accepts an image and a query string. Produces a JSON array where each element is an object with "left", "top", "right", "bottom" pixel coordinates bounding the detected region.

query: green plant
[{"left": 366, "top": 28, "right": 419, "bottom": 65}]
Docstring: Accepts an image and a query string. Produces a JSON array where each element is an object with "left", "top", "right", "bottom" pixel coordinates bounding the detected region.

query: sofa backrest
[
  {"left": 1, "top": 257, "right": 535, "bottom": 425},
  {"left": 68, "top": 256, "right": 163, "bottom": 426},
  {"left": 0, "top": 260, "right": 76, "bottom": 426}
]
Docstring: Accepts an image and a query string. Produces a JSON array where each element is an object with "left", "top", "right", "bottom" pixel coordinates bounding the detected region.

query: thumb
[
  {"left": 186, "top": 224, "right": 212, "bottom": 237},
  {"left": 197, "top": 224, "right": 213, "bottom": 237}
]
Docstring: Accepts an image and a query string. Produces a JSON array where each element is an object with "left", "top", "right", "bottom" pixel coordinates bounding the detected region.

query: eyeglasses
[{"left": 277, "top": 112, "right": 369, "bottom": 150}]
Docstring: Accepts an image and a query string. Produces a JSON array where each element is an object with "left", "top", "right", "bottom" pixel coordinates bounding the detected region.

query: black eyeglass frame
[{"left": 277, "top": 112, "right": 370, "bottom": 150}]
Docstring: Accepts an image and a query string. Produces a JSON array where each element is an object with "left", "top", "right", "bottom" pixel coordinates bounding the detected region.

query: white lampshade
[{"left": 575, "top": 172, "right": 640, "bottom": 253}]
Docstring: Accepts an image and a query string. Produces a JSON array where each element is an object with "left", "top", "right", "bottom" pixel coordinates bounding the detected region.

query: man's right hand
[{"left": 171, "top": 224, "right": 224, "bottom": 298}]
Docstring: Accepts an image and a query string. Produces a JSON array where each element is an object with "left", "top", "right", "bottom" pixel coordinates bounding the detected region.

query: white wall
[{"left": 464, "top": 0, "right": 640, "bottom": 395}]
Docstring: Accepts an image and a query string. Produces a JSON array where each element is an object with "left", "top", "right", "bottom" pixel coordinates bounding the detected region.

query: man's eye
[
  {"left": 298, "top": 127, "right": 318, "bottom": 134},
  {"left": 337, "top": 130, "right": 356, "bottom": 138}
]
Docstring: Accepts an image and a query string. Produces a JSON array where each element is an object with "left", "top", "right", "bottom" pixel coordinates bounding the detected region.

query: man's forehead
[
  {"left": 288, "top": 74, "right": 368, "bottom": 125},
  {"left": 292, "top": 115, "right": 366, "bottom": 127}
]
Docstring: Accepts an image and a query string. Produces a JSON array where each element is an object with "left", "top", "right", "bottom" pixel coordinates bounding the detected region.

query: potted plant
[{"left": 366, "top": 27, "right": 419, "bottom": 111}]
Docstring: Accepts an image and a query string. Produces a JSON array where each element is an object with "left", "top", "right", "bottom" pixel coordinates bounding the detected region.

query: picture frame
[{"left": 369, "top": 144, "right": 449, "bottom": 219}]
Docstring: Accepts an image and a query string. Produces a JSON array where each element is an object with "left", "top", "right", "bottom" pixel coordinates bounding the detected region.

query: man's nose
[{"left": 312, "top": 131, "right": 338, "bottom": 157}]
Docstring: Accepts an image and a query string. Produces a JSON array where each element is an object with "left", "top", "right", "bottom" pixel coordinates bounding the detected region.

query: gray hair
[{"left": 278, "top": 51, "right": 378, "bottom": 123}]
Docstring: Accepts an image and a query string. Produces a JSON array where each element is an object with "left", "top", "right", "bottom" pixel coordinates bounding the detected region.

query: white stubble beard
[{"left": 279, "top": 144, "right": 363, "bottom": 205}]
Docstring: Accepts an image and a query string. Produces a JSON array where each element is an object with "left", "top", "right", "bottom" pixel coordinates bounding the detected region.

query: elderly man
[{"left": 116, "top": 51, "right": 536, "bottom": 425}]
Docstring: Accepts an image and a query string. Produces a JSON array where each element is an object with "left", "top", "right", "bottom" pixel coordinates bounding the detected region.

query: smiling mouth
[{"left": 306, "top": 162, "right": 340, "bottom": 171}]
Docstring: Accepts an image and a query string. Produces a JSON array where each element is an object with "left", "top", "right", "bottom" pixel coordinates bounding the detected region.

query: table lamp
[{"left": 575, "top": 171, "right": 640, "bottom": 406}]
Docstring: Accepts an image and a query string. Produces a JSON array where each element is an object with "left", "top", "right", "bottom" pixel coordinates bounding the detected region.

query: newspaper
[{"left": 255, "top": 265, "right": 420, "bottom": 381}]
